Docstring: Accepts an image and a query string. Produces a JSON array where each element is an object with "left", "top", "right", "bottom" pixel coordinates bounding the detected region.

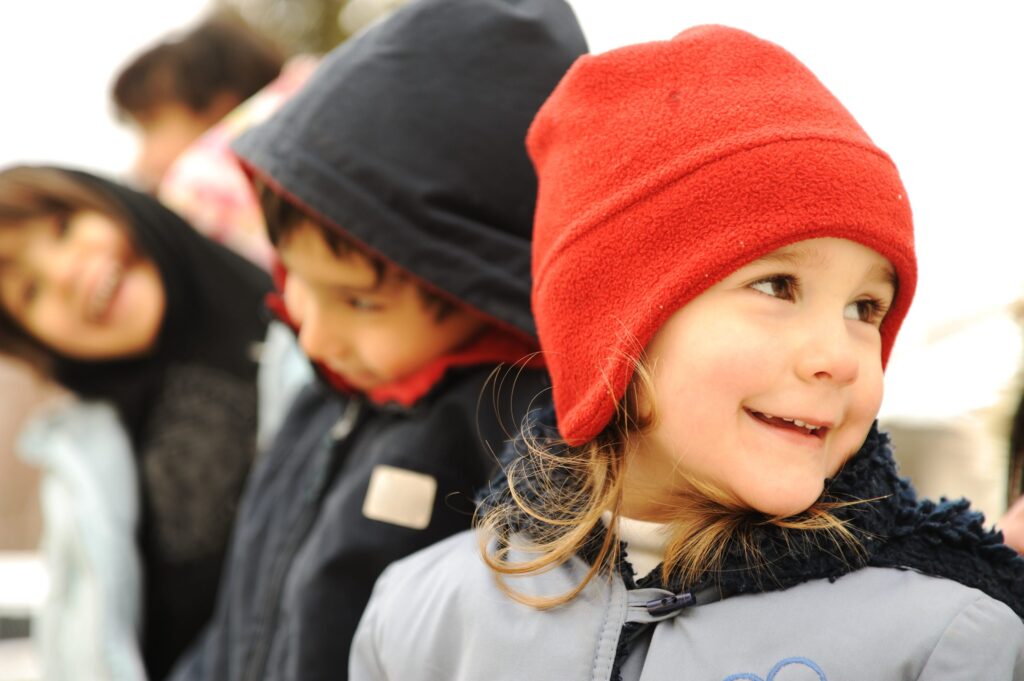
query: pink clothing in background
[{"left": 158, "top": 56, "right": 320, "bottom": 271}]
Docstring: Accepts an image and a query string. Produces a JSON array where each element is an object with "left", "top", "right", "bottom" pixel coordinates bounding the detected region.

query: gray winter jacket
[
  {"left": 352, "top": 420, "right": 1024, "bottom": 680},
  {"left": 351, "top": 530, "right": 1024, "bottom": 680}
]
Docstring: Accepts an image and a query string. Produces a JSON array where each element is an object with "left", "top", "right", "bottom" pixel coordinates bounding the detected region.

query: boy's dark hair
[
  {"left": 112, "top": 11, "right": 284, "bottom": 121},
  {"left": 0, "top": 166, "right": 129, "bottom": 375},
  {"left": 255, "top": 181, "right": 454, "bottom": 319}
]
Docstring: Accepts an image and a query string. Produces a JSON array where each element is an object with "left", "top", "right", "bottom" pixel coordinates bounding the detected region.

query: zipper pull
[
  {"left": 644, "top": 591, "right": 697, "bottom": 617},
  {"left": 331, "top": 399, "right": 361, "bottom": 441}
]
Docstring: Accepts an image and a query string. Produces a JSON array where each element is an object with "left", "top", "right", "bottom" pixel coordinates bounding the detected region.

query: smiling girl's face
[
  {"left": 0, "top": 210, "right": 165, "bottom": 360},
  {"left": 622, "top": 238, "right": 897, "bottom": 520}
]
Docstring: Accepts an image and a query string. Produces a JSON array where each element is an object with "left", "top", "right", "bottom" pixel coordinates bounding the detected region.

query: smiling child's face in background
[
  {"left": 0, "top": 210, "right": 165, "bottom": 361},
  {"left": 623, "top": 238, "right": 897, "bottom": 519}
]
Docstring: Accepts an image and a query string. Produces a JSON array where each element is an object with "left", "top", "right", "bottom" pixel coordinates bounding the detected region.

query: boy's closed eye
[{"left": 345, "top": 295, "right": 385, "bottom": 312}]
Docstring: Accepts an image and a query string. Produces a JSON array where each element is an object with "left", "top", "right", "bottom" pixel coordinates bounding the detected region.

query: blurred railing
[{"left": 0, "top": 552, "right": 44, "bottom": 681}]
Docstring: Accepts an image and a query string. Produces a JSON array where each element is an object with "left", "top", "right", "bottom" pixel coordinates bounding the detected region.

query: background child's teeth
[{"left": 793, "top": 419, "right": 806, "bottom": 427}]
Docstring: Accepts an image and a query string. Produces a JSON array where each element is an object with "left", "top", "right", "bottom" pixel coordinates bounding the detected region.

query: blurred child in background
[
  {"left": 0, "top": 166, "right": 270, "bottom": 680},
  {"left": 112, "top": 11, "right": 283, "bottom": 192},
  {"left": 167, "top": 1, "right": 585, "bottom": 679}
]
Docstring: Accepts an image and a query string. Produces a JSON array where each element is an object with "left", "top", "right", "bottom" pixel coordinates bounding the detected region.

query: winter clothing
[
  {"left": 353, "top": 22, "right": 1023, "bottom": 681},
  {"left": 16, "top": 327, "right": 307, "bottom": 681},
  {"left": 19, "top": 400, "right": 145, "bottom": 681},
  {"left": 352, "top": 413, "right": 1024, "bottom": 681},
  {"left": 29, "top": 169, "right": 271, "bottom": 680},
  {"left": 167, "top": 1, "right": 586, "bottom": 680},
  {"left": 529, "top": 25, "right": 917, "bottom": 444},
  {"left": 234, "top": 0, "right": 587, "bottom": 339}
]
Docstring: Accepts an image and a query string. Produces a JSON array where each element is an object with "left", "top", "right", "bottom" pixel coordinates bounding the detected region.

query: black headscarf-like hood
[
  {"left": 232, "top": 0, "right": 588, "bottom": 339},
  {"left": 50, "top": 169, "right": 271, "bottom": 441}
]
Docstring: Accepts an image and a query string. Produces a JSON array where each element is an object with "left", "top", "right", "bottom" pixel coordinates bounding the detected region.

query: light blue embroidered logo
[{"left": 723, "top": 656, "right": 827, "bottom": 681}]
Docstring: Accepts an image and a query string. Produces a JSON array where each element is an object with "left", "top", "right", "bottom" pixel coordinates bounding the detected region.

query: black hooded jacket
[{"left": 168, "top": 2, "right": 587, "bottom": 680}]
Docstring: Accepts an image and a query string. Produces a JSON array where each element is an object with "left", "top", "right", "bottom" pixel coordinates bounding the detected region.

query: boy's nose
[
  {"left": 284, "top": 282, "right": 336, "bottom": 363},
  {"left": 794, "top": 316, "right": 860, "bottom": 386}
]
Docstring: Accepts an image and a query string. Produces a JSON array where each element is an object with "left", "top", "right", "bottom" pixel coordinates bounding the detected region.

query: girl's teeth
[
  {"left": 756, "top": 410, "right": 821, "bottom": 433},
  {"left": 88, "top": 266, "right": 122, "bottom": 320}
]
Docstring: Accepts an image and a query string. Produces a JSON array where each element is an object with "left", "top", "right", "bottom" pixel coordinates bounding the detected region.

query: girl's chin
[{"left": 743, "top": 487, "right": 824, "bottom": 518}]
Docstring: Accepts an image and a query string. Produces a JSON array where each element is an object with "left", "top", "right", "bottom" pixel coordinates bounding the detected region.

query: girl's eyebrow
[
  {"left": 755, "top": 246, "right": 898, "bottom": 290},
  {"left": 753, "top": 245, "right": 821, "bottom": 268},
  {"left": 868, "top": 262, "right": 898, "bottom": 291}
]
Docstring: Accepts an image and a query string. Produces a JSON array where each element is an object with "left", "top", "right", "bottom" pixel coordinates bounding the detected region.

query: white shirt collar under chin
[{"left": 602, "top": 511, "right": 671, "bottom": 579}]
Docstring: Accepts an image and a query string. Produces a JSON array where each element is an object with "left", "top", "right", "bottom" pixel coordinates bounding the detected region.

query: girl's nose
[
  {"left": 31, "top": 241, "right": 77, "bottom": 297},
  {"left": 794, "top": 315, "right": 860, "bottom": 386}
]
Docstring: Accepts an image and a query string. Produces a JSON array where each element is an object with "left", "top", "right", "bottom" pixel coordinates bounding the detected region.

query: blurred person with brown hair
[
  {"left": 0, "top": 165, "right": 271, "bottom": 680},
  {"left": 112, "top": 11, "right": 284, "bottom": 192},
  {"left": 998, "top": 392, "right": 1024, "bottom": 552},
  {"left": 157, "top": 55, "right": 320, "bottom": 271}
]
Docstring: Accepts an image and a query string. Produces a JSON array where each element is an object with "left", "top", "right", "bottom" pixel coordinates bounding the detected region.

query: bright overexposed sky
[
  {"left": 1, "top": 0, "right": 1022, "bottom": 422},
  {"left": 0, "top": 0, "right": 210, "bottom": 175}
]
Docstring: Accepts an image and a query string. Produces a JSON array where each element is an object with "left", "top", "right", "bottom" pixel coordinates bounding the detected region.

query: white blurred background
[{"left": 1, "top": 1, "right": 1022, "bottom": 678}]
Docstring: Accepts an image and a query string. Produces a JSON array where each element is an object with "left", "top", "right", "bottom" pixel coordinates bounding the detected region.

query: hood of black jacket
[{"left": 232, "top": 0, "right": 587, "bottom": 338}]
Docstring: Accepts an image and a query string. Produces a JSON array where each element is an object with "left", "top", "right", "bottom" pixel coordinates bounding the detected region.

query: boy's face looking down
[{"left": 278, "top": 221, "right": 488, "bottom": 391}]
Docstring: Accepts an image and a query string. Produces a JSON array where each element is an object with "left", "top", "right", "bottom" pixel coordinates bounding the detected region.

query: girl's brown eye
[
  {"left": 22, "top": 279, "right": 39, "bottom": 306},
  {"left": 750, "top": 275, "right": 795, "bottom": 301},
  {"left": 844, "top": 298, "right": 889, "bottom": 325}
]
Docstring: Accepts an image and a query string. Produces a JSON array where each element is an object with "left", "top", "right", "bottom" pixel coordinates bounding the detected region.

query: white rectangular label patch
[{"left": 362, "top": 465, "right": 437, "bottom": 530}]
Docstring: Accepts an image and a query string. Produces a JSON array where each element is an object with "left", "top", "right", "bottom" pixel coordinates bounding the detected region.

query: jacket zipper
[{"left": 241, "top": 399, "right": 362, "bottom": 681}]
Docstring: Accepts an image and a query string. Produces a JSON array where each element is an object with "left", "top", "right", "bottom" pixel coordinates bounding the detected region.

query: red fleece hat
[{"left": 529, "top": 25, "right": 917, "bottom": 445}]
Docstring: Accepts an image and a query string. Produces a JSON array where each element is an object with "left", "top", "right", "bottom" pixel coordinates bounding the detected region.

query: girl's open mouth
[{"left": 745, "top": 408, "right": 829, "bottom": 439}]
